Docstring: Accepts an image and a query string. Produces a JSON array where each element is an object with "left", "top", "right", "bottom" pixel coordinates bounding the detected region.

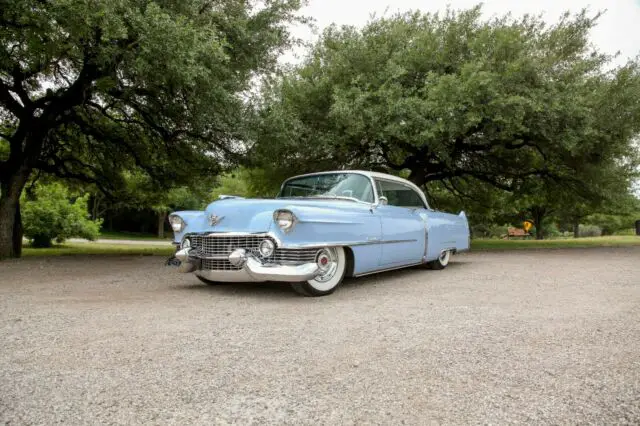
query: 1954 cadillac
[{"left": 167, "top": 171, "right": 470, "bottom": 297}]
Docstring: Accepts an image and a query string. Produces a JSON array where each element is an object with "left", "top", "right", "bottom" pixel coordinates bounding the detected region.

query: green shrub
[
  {"left": 545, "top": 222, "right": 562, "bottom": 238},
  {"left": 22, "top": 183, "right": 103, "bottom": 248},
  {"left": 577, "top": 224, "right": 602, "bottom": 238},
  {"left": 585, "top": 214, "right": 638, "bottom": 236},
  {"left": 470, "top": 224, "right": 509, "bottom": 239},
  {"left": 614, "top": 228, "right": 636, "bottom": 236}
]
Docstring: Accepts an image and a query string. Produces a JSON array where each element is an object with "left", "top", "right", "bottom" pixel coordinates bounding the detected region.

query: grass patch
[
  {"left": 22, "top": 242, "right": 174, "bottom": 257},
  {"left": 15, "top": 235, "right": 640, "bottom": 258},
  {"left": 613, "top": 228, "right": 637, "bottom": 236},
  {"left": 472, "top": 235, "right": 640, "bottom": 250},
  {"left": 99, "top": 231, "right": 170, "bottom": 241}
]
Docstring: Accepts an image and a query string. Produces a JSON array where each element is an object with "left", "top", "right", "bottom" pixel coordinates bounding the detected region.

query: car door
[{"left": 374, "top": 179, "right": 427, "bottom": 266}]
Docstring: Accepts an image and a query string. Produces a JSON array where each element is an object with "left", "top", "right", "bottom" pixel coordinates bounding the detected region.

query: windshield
[{"left": 278, "top": 173, "right": 375, "bottom": 203}]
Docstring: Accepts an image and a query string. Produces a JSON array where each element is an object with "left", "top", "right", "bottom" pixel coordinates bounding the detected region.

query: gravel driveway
[{"left": 1, "top": 248, "right": 639, "bottom": 424}]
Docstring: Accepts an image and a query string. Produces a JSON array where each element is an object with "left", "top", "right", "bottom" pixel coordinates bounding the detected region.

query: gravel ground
[{"left": 1, "top": 247, "right": 639, "bottom": 425}]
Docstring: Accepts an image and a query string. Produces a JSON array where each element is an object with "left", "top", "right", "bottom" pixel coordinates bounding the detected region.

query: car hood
[{"left": 199, "top": 198, "right": 372, "bottom": 234}]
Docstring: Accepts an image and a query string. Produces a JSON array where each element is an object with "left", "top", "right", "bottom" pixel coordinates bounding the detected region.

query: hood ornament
[{"left": 208, "top": 214, "right": 223, "bottom": 226}]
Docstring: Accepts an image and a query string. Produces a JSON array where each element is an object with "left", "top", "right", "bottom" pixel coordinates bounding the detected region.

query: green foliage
[
  {"left": 22, "top": 183, "right": 103, "bottom": 247},
  {"left": 252, "top": 5, "right": 640, "bottom": 238},
  {"left": 473, "top": 236, "right": 640, "bottom": 250},
  {"left": 584, "top": 213, "right": 639, "bottom": 236},
  {"left": 210, "top": 169, "right": 253, "bottom": 200},
  {"left": 22, "top": 242, "right": 173, "bottom": 257},
  {"left": 0, "top": 0, "right": 306, "bottom": 258},
  {"left": 577, "top": 225, "right": 602, "bottom": 238},
  {"left": 209, "top": 167, "right": 284, "bottom": 200},
  {"left": 613, "top": 228, "right": 637, "bottom": 236},
  {"left": 1, "top": 0, "right": 306, "bottom": 186},
  {"left": 545, "top": 222, "right": 562, "bottom": 238}
]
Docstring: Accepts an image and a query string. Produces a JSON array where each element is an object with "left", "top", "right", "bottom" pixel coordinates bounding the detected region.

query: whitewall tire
[
  {"left": 291, "top": 247, "right": 347, "bottom": 297},
  {"left": 427, "top": 250, "right": 451, "bottom": 270}
]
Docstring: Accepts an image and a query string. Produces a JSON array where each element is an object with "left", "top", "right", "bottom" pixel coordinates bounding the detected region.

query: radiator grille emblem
[{"left": 208, "top": 214, "right": 223, "bottom": 226}]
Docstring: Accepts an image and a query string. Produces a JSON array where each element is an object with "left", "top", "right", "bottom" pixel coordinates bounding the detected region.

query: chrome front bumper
[{"left": 168, "top": 248, "right": 320, "bottom": 283}]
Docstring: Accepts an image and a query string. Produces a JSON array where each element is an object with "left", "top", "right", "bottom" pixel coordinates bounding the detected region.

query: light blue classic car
[{"left": 168, "top": 171, "right": 470, "bottom": 296}]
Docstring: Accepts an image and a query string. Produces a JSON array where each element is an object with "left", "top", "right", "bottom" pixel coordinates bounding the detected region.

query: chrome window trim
[
  {"left": 275, "top": 170, "right": 430, "bottom": 209},
  {"left": 373, "top": 178, "right": 428, "bottom": 209},
  {"left": 277, "top": 171, "right": 378, "bottom": 206}
]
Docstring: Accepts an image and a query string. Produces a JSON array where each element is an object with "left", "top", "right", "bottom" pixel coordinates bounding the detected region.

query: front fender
[
  {"left": 170, "top": 210, "right": 206, "bottom": 243},
  {"left": 274, "top": 205, "right": 382, "bottom": 248}
]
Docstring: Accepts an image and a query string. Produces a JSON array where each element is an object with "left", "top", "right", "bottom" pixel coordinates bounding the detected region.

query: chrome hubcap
[
  {"left": 439, "top": 250, "right": 450, "bottom": 264},
  {"left": 314, "top": 248, "right": 339, "bottom": 283}
]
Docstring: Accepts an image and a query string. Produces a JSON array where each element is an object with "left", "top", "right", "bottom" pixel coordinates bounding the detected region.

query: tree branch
[{"left": 0, "top": 80, "right": 25, "bottom": 118}]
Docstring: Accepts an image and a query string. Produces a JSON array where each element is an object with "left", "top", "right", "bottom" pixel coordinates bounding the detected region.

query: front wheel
[
  {"left": 427, "top": 250, "right": 451, "bottom": 270},
  {"left": 291, "top": 247, "right": 347, "bottom": 297}
]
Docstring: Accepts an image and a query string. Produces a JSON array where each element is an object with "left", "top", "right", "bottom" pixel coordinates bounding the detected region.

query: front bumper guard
[{"left": 167, "top": 248, "right": 320, "bottom": 283}]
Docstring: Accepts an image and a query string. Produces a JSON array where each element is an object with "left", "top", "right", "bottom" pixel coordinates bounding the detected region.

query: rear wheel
[
  {"left": 291, "top": 247, "right": 347, "bottom": 297},
  {"left": 427, "top": 250, "right": 451, "bottom": 270}
]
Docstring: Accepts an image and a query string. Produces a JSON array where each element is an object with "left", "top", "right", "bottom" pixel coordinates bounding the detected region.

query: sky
[{"left": 282, "top": 0, "right": 640, "bottom": 66}]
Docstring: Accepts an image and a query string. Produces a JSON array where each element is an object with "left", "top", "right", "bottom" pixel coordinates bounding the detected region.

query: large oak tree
[
  {"left": 0, "top": 0, "right": 304, "bottom": 258},
  {"left": 252, "top": 7, "right": 640, "bottom": 206}
]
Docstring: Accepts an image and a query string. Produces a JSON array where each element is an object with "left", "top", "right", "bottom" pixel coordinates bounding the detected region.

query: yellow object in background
[{"left": 523, "top": 221, "right": 533, "bottom": 232}]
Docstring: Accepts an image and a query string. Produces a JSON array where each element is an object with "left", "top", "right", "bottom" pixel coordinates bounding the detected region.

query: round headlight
[
  {"left": 169, "top": 215, "right": 186, "bottom": 233},
  {"left": 259, "top": 239, "right": 275, "bottom": 258},
  {"left": 181, "top": 237, "right": 191, "bottom": 249},
  {"left": 274, "top": 210, "right": 296, "bottom": 233}
]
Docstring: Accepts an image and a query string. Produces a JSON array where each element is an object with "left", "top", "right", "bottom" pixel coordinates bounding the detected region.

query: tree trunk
[
  {"left": 158, "top": 211, "right": 167, "bottom": 239},
  {"left": 530, "top": 206, "right": 547, "bottom": 240},
  {"left": 0, "top": 172, "right": 30, "bottom": 259},
  {"left": 573, "top": 221, "right": 580, "bottom": 239},
  {"left": 13, "top": 200, "right": 23, "bottom": 257}
]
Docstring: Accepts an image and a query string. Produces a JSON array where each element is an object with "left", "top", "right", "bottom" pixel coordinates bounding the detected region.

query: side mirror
[{"left": 379, "top": 196, "right": 388, "bottom": 206}]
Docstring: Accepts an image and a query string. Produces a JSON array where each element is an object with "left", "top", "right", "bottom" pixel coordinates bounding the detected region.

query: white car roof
[{"left": 284, "top": 170, "right": 429, "bottom": 208}]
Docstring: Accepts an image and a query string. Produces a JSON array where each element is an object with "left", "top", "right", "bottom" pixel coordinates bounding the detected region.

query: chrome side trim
[
  {"left": 353, "top": 262, "right": 424, "bottom": 278},
  {"left": 185, "top": 232, "right": 416, "bottom": 250},
  {"left": 282, "top": 239, "right": 418, "bottom": 249},
  {"left": 421, "top": 214, "right": 429, "bottom": 261}
]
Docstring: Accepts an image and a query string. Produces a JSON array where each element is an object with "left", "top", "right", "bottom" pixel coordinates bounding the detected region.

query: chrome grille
[
  {"left": 187, "top": 233, "right": 320, "bottom": 271},
  {"left": 270, "top": 248, "right": 318, "bottom": 264},
  {"left": 190, "top": 234, "right": 266, "bottom": 258},
  {"left": 201, "top": 258, "right": 241, "bottom": 271}
]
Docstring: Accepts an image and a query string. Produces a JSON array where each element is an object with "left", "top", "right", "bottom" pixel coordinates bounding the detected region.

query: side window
[{"left": 375, "top": 179, "right": 425, "bottom": 208}]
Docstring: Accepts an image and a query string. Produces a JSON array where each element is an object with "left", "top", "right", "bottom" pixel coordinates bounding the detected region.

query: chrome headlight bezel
[
  {"left": 169, "top": 214, "right": 186, "bottom": 233},
  {"left": 181, "top": 237, "right": 191, "bottom": 249},
  {"left": 273, "top": 209, "right": 296, "bottom": 233},
  {"left": 259, "top": 239, "right": 275, "bottom": 258}
]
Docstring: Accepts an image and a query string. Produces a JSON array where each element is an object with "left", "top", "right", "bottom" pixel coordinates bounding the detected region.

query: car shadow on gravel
[
  {"left": 169, "top": 281, "right": 301, "bottom": 298},
  {"left": 168, "top": 259, "right": 472, "bottom": 297}
]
